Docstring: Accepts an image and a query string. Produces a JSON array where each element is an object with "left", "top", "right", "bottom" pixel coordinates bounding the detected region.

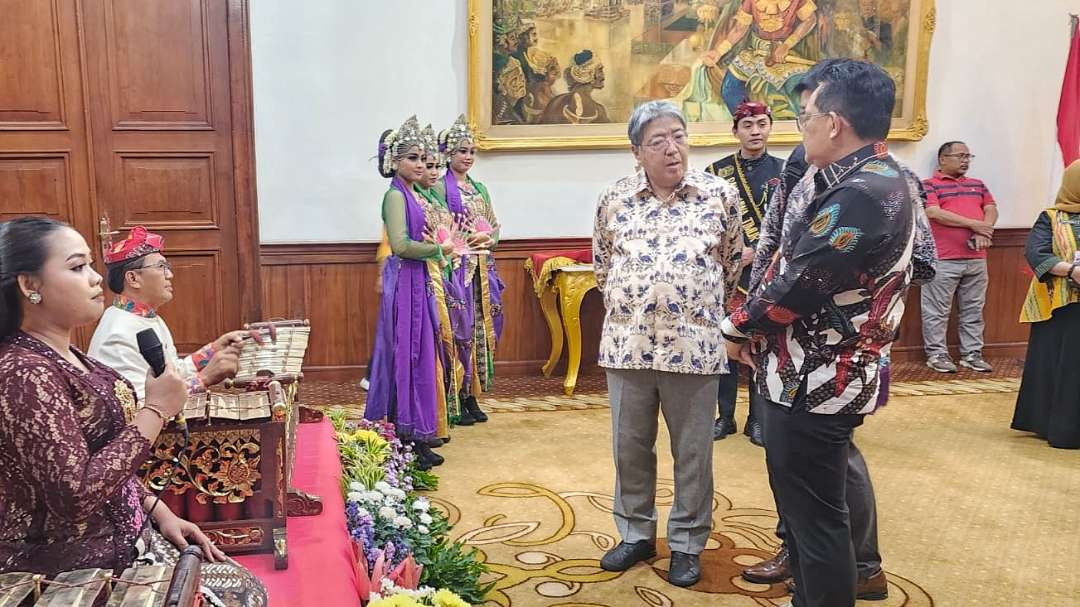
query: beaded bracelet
[{"left": 141, "top": 404, "right": 168, "bottom": 423}]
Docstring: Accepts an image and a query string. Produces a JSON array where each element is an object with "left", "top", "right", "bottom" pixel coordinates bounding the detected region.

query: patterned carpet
[{"left": 299, "top": 357, "right": 1080, "bottom": 606}]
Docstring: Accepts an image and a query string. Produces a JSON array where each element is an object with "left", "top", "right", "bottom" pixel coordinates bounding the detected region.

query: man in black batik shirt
[{"left": 722, "top": 60, "right": 916, "bottom": 607}]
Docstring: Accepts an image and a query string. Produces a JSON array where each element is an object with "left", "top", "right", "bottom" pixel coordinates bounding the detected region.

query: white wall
[{"left": 251, "top": 0, "right": 1077, "bottom": 243}]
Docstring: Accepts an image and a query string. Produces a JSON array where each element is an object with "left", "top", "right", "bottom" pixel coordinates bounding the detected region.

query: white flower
[
  {"left": 346, "top": 491, "right": 364, "bottom": 503},
  {"left": 412, "top": 498, "right": 430, "bottom": 512},
  {"left": 349, "top": 481, "right": 365, "bottom": 492},
  {"left": 378, "top": 506, "right": 397, "bottom": 521},
  {"left": 374, "top": 481, "right": 393, "bottom": 494},
  {"left": 393, "top": 516, "right": 413, "bottom": 529},
  {"left": 356, "top": 508, "right": 370, "bottom": 518},
  {"left": 417, "top": 525, "right": 429, "bottom": 535},
  {"left": 419, "top": 513, "right": 433, "bottom": 525},
  {"left": 364, "top": 491, "right": 384, "bottom": 503},
  {"left": 389, "top": 488, "right": 407, "bottom": 500}
]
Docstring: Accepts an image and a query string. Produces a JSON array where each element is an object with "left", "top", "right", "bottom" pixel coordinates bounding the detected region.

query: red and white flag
[{"left": 1058, "top": 15, "right": 1080, "bottom": 166}]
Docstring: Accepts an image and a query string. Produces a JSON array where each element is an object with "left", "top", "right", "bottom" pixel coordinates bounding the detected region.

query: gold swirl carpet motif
[{"left": 443, "top": 480, "right": 933, "bottom": 606}]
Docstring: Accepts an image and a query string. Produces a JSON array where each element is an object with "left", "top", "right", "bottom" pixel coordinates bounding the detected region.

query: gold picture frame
[{"left": 468, "top": 0, "right": 935, "bottom": 150}]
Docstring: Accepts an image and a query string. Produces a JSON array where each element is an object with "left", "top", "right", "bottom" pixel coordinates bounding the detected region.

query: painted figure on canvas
[{"left": 490, "top": 0, "right": 915, "bottom": 126}]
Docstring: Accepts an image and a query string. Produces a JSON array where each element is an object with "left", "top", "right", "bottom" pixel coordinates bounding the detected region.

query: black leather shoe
[
  {"left": 744, "top": 418, "right": 764, "bottom": 447},
  {"left": 668, "top": 551, "right": 701, "bottom": 587},
  {"left": 412, "top": 445, "right": 433, "bottom": 471},
  {"left": 713, "top": 417, "right": 737, "bottom": 440},
  {"left": 465, "top": 395, "right": 488, "bottom": 423},
  {"left": 600, "top": 540, "right": 656, "bottom": 571},
  {"left": 456, "top": 405, "right": 476, "bottom": 426},
  {"left": 426, "top": 437, "right": 444, "bottom": 448},
  {"left": 414, "top": 441, "right": 444, "bottom": 466}
]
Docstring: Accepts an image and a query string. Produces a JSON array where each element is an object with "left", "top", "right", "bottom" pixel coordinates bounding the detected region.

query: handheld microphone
[{"left": 136, "top": 328, "right": 187, "bottom": 430}]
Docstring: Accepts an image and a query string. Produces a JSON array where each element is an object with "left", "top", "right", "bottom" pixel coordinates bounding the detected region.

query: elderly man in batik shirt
[{"left": 593, "top": 100, "right": 742, "bottom": 588}]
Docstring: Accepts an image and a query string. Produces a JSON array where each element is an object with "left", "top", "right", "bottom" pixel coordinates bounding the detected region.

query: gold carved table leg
[
  {"left": 553, "top": 271, "right": 597, "bottom": 396},
  {"left": 539, "top": 285, "right": 564, "bottom": 377}
]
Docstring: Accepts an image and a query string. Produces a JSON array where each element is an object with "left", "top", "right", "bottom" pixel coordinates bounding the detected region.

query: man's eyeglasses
[
  {"left": 135, "top": 260, "right": 172, "bottom": 273},
  {"left": 943, "top": 153, "right": 976, "bottom": 161},
  {"left": 644, "top": 132, "right": 688, "bottom": 151},
  {"left": 795, "top": 111, "right": 831, "bottom": 131}
]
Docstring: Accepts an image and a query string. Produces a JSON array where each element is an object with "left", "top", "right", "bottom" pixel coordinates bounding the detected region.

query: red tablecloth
[
  {"left": 525, "top": 248, "right": 593, "bottom": 297},
  {"left": 235, "top": 419, "right": 358, "bottom": 606}
]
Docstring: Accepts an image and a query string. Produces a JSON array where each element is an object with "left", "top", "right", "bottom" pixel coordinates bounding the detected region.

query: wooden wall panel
[
  {"left": 115, "top": 153, "right": 218, "bottom": 226},
  {"left": 261, "top": 246, "right": 378, "bottom": 378},
  {"left": 0, "top": 0, "right": 67, "bottom": 129},
  {"left": 0, "top": 155, "right": 72, "bottom": 221},
  {"left": 104, "top": 0, "right": 213, "bottom": 129},
  {"left": 262, "top": 231, "right": 1033, "bottom": 380}
]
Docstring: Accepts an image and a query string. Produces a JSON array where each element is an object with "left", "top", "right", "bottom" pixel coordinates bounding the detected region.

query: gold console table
[{"left": 536, "top": 264, "right": 597, "bottom": 396}]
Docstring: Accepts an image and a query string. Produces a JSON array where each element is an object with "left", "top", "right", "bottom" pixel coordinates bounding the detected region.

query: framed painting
[{"left": 467, "top": 0, "right": 935, "bottom": 150}]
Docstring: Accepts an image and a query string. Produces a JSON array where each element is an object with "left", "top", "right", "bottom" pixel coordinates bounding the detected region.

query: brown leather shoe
[
  {"left": 741, "top": 547, "right": 790, "bottom": 584},
  {"left": 857, "top": 571, "right": 889, "bottom": 600},
  {"left": 785, "top": 571, "right": 889, "bottom": 601}
]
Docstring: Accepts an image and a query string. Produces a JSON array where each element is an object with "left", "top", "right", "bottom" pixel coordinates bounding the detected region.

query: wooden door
[
  {"left": 0, "top": 0, "right": 98, "bottom": 344},
  {"left": 0, "top": 0, "right": 94, "bottom": 229},
  {"left": 80, "top": 0, "right": 256, "bottom": 353},
  {"left": 0, "top": 0, "right": 261, "bottom": 352}
]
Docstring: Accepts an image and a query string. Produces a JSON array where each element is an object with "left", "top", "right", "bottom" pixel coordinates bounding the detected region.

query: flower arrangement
[
  {"left": 330, "top": 410, "right": 491, "bottom": 605},
  {"left": 367, "top": 582, "right": 471, "bottom": 607}
]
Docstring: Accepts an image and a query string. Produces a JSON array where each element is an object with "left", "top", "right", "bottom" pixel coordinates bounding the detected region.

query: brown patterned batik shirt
[{"left": 593, "top": 168, "right": 744, "bottom": 375}]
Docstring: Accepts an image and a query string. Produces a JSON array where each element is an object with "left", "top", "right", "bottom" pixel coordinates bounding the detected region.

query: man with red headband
[
  {"left": 706, "top": 101, "right": 784, "bottom": 446},
  {"left": 89, "top": 226, "right": 254, "bottom": 404}
]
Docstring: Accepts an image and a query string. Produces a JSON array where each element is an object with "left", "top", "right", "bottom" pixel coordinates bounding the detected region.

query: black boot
[
  {"left": 464, "top": 395, "right": 488, "bottom": 423},
  {"left": 426, "top": 437, "right": 444, "bottom": 449},
  {"left": 411, "top": 442, "right": 432, "bottom": 471},
  {"left": 414, "top": 441, "right": 444, "bottom": 466}
]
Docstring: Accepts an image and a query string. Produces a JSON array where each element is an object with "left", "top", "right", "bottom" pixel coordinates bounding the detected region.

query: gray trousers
[
  {"left": 606, "top": 368, "right": 719, "bottom": 554},
  {"left": 920, "top": 258, "right": 988, "bottom": 358}
]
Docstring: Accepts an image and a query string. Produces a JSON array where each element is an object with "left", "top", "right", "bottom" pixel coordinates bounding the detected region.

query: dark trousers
[
  {"left": 773, "top": 443, "right": 882, "bottom": 579},
  {"left": 762, "top": 400, "right": 866, "bottom": 607},
  {"left": 717, "top": 361, "right": 764, "bottom": 422}
]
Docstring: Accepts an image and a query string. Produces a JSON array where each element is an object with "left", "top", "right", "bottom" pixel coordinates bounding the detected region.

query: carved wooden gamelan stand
[
  {"left": 141, "top": 382, "right": 291, "bottom": 569},
  {"left": 228, "top": 372, "right": 324, "bottom": 518}
]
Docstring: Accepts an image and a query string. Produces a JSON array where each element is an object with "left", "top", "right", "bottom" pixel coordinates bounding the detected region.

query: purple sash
[{"left": 364, "top": 178, "right": 438, "bottom": 440}]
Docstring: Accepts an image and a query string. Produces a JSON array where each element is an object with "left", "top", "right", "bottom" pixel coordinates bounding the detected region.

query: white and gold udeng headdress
[
  {"left": 380, "top": 115, "right": 424, "bottom": 176},
  {"left": 438, "top": 114, "right": 475, "bottom": 156}
]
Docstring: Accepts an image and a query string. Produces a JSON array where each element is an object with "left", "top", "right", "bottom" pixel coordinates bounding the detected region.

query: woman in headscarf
[{"left": 1013, "top": 160, "right": 1080, "bottom": 449}]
